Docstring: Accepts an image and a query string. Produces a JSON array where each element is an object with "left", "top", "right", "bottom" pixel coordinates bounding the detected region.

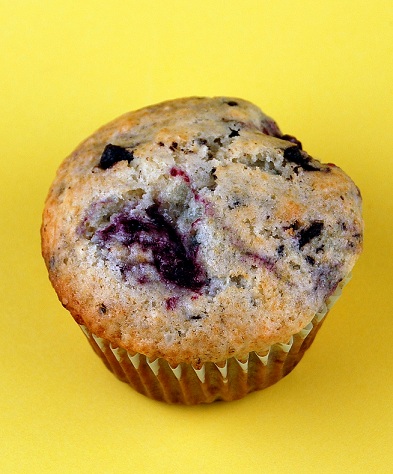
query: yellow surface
[{"left": 1, "top": 1, "right": 392, "bottom": 472}]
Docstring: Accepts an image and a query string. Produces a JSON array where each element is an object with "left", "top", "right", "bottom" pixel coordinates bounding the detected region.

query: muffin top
[{"left": 41, "top": 97, "right": 363, "bottom": 367}]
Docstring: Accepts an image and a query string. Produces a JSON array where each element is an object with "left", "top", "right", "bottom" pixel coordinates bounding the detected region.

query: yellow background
[{"left": 1, "top": 1, "right": 392, "bottom": 472}]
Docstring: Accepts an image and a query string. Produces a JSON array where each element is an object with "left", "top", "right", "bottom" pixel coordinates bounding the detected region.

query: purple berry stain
[
  {"left": 165, "top": 296, "right": 179, "bottom": 311},
  {"left": 245, "top": 252, "right": 275, "bottom": 272},
  {"left": 96, "top": 204, "right": 206, "bottom": 291},
  {"left": 170, "top": 167, "right": 190, "bottom": 183},
  {"left": 261, "top": 119, "right": 281, "bottom": 137}
]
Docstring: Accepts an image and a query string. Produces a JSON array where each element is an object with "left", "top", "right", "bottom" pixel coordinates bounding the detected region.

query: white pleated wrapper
[{"left": 79, "top": 275, "right": 351, "bottom": 404}]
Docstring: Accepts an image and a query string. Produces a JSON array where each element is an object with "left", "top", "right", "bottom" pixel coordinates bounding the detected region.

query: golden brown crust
[{"left": 41, "top": 97, "right": 363, "bottom": 366}]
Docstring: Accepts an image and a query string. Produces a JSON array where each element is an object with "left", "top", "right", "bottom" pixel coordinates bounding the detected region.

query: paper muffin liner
[{"left": 79, "top": 275, "right": 351, "bottom": 404}]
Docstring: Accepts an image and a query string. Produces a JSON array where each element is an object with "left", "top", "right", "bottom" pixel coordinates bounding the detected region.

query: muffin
[{"left": 41, "top": 97, "right": 363, "bottom": 404}]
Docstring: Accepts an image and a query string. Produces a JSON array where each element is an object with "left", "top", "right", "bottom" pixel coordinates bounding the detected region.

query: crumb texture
[{"left": 41, "top": 97, "right": 363, "bottom": 366}]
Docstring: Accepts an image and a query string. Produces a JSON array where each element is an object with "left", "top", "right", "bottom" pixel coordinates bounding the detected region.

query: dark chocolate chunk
[
  {"left": 228, "top": 199, "right": 240, "bottom": 210},
  {"left": 98, "top": 144, "right": 134, "bottom": 170},
  {"left": 225, "top": 101, "right": 238, "bottom": 106},
  {"left": 228, "top": 128, "right": 240, "bottom": 138},
  {"left": 190, "top": 314, "right": 202, "bottom": 320},
  {"left": 298, "top": 221, "right": 324, "bottom": 249},
  {"left": 280, "top": 134, "right": 303, "bottom": 149},
  {"left": 305, "top": 255, "right": 315, "bottom": 265},
  {"left": 283, "top": 146, "right": 320, "bottom": 172}
]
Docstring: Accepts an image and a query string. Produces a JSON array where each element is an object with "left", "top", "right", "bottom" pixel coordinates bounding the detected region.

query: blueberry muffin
[{"left": 41, "top": 97, "right": 363, "bottom": 404}]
